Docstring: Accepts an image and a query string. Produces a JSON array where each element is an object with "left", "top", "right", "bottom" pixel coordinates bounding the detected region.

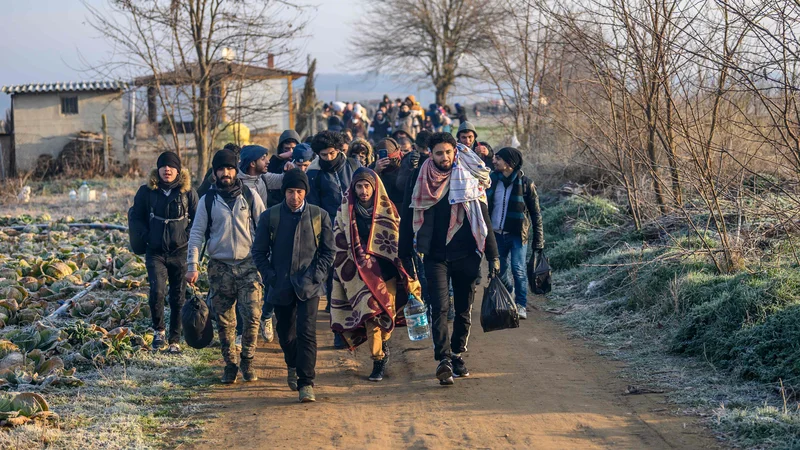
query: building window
[{"left": 61, "top": 97, "right": 78, "bottom": 115}]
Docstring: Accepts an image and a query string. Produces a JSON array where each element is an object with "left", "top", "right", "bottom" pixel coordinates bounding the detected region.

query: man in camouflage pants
[{"left": 187, "top": 148, "right": 266, "bottom": 383}]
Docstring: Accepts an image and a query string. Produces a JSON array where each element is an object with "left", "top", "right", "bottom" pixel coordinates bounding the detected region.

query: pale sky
[{"left": 0, "top": 0, "right": 362, "bottom": 110}]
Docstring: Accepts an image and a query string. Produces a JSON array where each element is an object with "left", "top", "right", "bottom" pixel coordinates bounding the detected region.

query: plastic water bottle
[
  {"left": 78, "top": 182, "right": 90, "bottom": 203},
  {"left": 69, "top": 190, "right": 78, "bottom": 203},
  {"left": 404, "top": 294, "right": 431, "bottom": 341}
]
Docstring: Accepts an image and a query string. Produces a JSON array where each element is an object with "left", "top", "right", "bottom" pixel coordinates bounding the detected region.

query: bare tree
[
  {"left": 295, "top": 56, "right": 317, "bottom": 137},
  {"left": 355, "top": 0, "right": 494, "bottom": 105},
  {"left": 85, "top": 0, "right": 305, "bottom": 182}
]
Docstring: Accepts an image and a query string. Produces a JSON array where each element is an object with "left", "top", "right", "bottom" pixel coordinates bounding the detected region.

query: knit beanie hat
[
  {"left": 376, "top": 138, "right": 401, "bottom": 160},
  {"left": 212, "top": 149, "right": 238, "bottom": 172},
  {"left": 281, "top": 168, "right": 310, "bottom": 194},
  {"left": 351, "top": 167, "right": 377, "bottom": 190},
  {"left": 238, "top": 145, "right": 267, "bottom": 172},
  {"left": 496, "top": 147, "right": 523, "bottom": 171},
  {"left": 157, "top": 151, "right": 181, "bottom": 171}
]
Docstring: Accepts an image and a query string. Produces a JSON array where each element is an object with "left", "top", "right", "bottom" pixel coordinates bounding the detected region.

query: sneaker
[
  {"left": 287, "top": 367, "right": 298, "bottom": 391},
  {"left": 451, "top": 355, "right": 470, "bottom": 378},
  {"left": 436, "top": 359, "right": 454, "bottom": 385},
  {"left": 167, "top": 343, "right": 182, "bottom": 354},
  {"left": 517, "top": 304, "right": 528, "bottom": 320},
  {"left": 368, "top": 359, "right": 387, "bottom": 382},
  {"left": 235, "top": 335, "right": 242, "bottom": 352},
  {"left": 299, "top": 385, "right": 316, "bottom": 403},
  {"left": 333, "top": 333, "right": 348, "bottom": 350},
  {"left": 221, "top": 363, "right": 238, "bottom": 384},
  {"left": 260, "top": 318, "right": 274, "bottom": 343},
  {"left": 152, "top": 330, "right": 167, "bottom": 351},
  {"left": 240, "top": 356, "right": 258, "bottom": 382}
]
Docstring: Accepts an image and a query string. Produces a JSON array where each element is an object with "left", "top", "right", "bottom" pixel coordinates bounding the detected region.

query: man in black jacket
[
  {"left": 398, "top": 133, "right": 500, "bottom": 386},
  {"left": 252, "top": 169, "right": 335, "bottom": 403},
  {"left": 265, "top": 130, "right": 301, "bottom": 208},
  {"left": 371, "top": 138, "right": 405, "bottom": 207},
  {"left": 129, "top": 152, "right": 198, "bottom": 352},
  {"left": 487, "top": 147, "right": 544, "bottom": 320}
]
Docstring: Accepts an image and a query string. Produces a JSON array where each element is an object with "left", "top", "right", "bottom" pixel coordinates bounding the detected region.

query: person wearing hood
[
  {"left": 330, "top": 168, "right": 421, "bottom": 382},
  {"left": 395, "top": 103, "right": 416, "bottom": 140},
  {"left": 392, "top": 122, "right": 415, "bottom": 143},
  {"left": 307, "top": 131, "right": 361, "bottom": 344},
  {"left": 186, "top": 149, "right": 266, "bottom": 384},
  {"left": 369, "top": 109, "right": 392, "bottom": 142},
  {"left": 266, "top": 130, "right": 301, "bottom": 179},
  {"left": 457, "top": 122, "right": 494, "bottom": 169},
  {"left": 129, "top": 152, "right": 199, "bottom": 353},
  {"left": 396, "top": 130, "right": 431, "bottom": 200},
  {"left": 346, "top": 106, "right": 368, "bottom": 139},
  {"left": 371, "top": 138, "right": 405, "bottom": 207},
  {"left": 328, "top": 115, "right": 345, "bottom": 133},
  {"left": 487, "top": 147, "right": 544, "bottom": 320},
  {"left": 348, "top": 138, "right": 373, "bottom": 167}
]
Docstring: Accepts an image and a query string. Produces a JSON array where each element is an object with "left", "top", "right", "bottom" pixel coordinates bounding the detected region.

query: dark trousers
[
  {"left": 145, "top": 248, "right": 187, "bottom": 344},
  {"left": 273, "top": 293, "right": 319, "bottom": 388},
  {"left": 424, "top": 253, "right": 481, "bottom": 361}
]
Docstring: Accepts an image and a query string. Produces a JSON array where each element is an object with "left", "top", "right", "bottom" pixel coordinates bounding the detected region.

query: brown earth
[{"left": 184, "top": 293, "right": 718, "bottom": 450}]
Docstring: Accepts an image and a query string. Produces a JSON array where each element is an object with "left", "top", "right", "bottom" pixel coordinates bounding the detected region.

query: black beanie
[
  {"left": 212, "top": 149, "right": 238, "bottom": 172},
  {"left": 157, "top": 151, "right": 181, "bottom": 171},
  {"left": 282, "top": 168, "right": 309, "bottom": 194},
  {"left": 496, "top": 147, "right": 523, "bottom": 171},
  {"left": 351, "top": 167, "right": 377, "bottom": 190}
]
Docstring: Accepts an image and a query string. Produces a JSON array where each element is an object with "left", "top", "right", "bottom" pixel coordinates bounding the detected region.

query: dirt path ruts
[{"left": 183, "top": 289, "right": 717, "bottom": 449}]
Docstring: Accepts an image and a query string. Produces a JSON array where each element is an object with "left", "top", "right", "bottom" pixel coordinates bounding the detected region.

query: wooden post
[
  {"left": 287, "top": 76, "right": 294, "bottom": 130},
  {"left": 102, "top": 114, "right": 109, "bottom": 174}
]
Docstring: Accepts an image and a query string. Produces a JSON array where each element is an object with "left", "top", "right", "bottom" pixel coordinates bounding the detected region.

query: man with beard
[
  {"left": 197, "top": 143, "right": 241, "bottom": 199},
  {"left": 371, "top": 138, "right": 405, "bottom": 207},
  {"left": 252, "top": 169, "right": 335, "bottom": 402},
  {"left": 186, "top": 149, "right": 266, "bottom": 384},
  {"left": 399, "top": 133, "right": 499, "bottom": 386},
  {"left": 129, "top": 152, "right": 198, "bottom": 353},
  {"left": 330, "top": 168, "right": 421, "bottom": 382},
  {"left": 369, "top": 109, "right": 391, "bottom": 142},
  {"left": 307, "top": 131, "right": 361, "bottom": 349}
]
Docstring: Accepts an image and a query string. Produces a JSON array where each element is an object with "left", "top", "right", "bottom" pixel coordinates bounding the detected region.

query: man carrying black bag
[{"left": 129, "top": 152, "right": 198, "bottom": 353}]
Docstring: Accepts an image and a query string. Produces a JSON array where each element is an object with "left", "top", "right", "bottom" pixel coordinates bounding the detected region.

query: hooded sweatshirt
[{"left": 237, "top": 170, "right": 284, "bottom": 206}]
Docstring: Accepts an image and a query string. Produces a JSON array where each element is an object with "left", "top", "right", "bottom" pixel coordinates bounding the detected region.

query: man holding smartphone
[{"left": 371, "top": 138, "right": 405, "bottom": 207}]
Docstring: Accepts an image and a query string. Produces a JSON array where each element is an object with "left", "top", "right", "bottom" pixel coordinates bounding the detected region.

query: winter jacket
[
  {"left": 487, "top": 170, "right": 544, "bottom": 249},
  {"left": 398, "top": 167, "right": 499, "bottom": 262},
  {"left": 130, "top": 169, "right": 198, "bottom": 254},
  {"left": 251, "top": 202, "right": 335, "bottom": 303},
  {"left": 306, "top": 157, "right": 360, "bottom": 220},
  {"left": 237, "top": 170, "right": 284, "bottom": 206},
  {"left": 369, "top": 118, "right": 392, "bottom": 142},
  {"left": 186, "top": 186, "right": 266, "bottom": 271},
  {"left": 346, "top": 118, "right": 368, "bottom": 139}
]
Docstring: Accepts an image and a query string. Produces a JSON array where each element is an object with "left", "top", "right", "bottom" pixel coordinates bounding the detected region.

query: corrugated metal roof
[{"left": 0, "top": 81, "right": 129, "bottom": 94}]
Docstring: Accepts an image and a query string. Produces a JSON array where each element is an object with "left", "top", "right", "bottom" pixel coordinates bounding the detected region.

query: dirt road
[{"left": 185, "top": 292, "right": 717, "bottom": 449}]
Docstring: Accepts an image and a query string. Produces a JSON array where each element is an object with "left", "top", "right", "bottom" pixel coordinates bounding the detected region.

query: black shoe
[
  {"left": 436, "top": 359, "right": 454, "bottom": 385},
  {"left": 368, "top": 359, "right": 386, "bottom": 382},
  {"left": 382, "top": 341, "right": 391, "bottom": 364},
  {"left": 240, "top": 356, "right": 258, "bottom": 382},
  {"left": 451, "top": 355, "right": 470, "bottom": 377},
  {"left": 333, "top": 333, "right": 348, "bottom": 350},
  {"left": 221, "top": 363, "right": 238, "bottom": 384}
]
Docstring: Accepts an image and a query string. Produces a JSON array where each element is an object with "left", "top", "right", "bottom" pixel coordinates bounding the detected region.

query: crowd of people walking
[{"left": 129, "top": 94, "right": 544, "bottom": 403}]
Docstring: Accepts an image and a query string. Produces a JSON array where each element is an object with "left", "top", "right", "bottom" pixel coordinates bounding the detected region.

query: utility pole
[{"left": 102, "top": 114, "right": 109, "bottom": 174}]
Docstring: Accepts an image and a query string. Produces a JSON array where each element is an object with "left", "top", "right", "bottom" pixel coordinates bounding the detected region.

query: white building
[{"left": 0, "top": 81, "right": 128, "bottom": 174}]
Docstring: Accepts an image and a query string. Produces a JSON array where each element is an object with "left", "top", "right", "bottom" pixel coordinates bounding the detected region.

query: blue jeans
[{"left": 495, "top": 232, "right": 528, "bottom": 307}]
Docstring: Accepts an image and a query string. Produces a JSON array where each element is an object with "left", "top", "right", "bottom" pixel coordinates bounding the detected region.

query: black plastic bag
[
  {"left": 480, "top": 277, "right": 520, "bottom": 332},
  {"left": 528, "top": 251, "right": 552, "bottom": 295},
  {"left": 181, "top": 291, "right": 214, "bottom": 349}
]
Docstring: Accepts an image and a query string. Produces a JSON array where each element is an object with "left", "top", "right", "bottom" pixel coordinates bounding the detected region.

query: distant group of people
[{"left": 129, "top": 94, "right": 544, "bottom": 403}]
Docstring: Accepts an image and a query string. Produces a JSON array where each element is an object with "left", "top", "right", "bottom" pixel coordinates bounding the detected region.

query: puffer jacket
[
  {"left": 130, "top": 169, "right": 198, "bottom": 253},
  {"left": 186, "top": 186, "right": 266, "bottom": 271}
]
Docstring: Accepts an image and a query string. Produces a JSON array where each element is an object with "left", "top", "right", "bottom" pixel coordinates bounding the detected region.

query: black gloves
[
  {"left": 409, "top": 150, "right": 421, "bottom": 169},
  {"left": 488, "top": 258, "right": 500, "bottom": 279}
]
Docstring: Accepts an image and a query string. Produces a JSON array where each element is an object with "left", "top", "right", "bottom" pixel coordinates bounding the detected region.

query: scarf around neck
[
  {"left": 319, "top": 152, "right": 346, "bottom": 173},
  {"left": 158, "top": 175, "right": 181, "bottom": 192},
  {"left": 214, "top": 177, "right": 243, "bottom": 204}
]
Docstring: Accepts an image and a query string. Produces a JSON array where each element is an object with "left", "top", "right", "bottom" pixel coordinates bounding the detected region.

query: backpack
[
  {"left": 200, "top": 185, "right": 257, "bottom": 259},
  {"left": 267, "top": 204, "right": 322, "bottom": 248},
  {"left": 128, "top": 189, "right": 188, "bottom": 255}
]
